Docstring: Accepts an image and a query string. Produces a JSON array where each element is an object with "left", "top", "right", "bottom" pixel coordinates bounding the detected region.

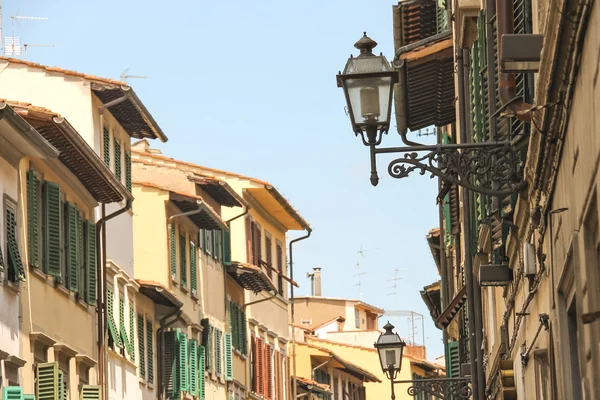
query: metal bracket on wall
[{"left": 393, "top": 377, "right": 472, "bottom": 399}]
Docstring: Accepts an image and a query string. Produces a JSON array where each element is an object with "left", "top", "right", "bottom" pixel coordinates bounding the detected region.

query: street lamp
[
  {"left": 337, "top": 34, "right": 527, "bottom": 194},
  {"left": 374, "top": 322, "right": 472, "bottom": 399},
  {"left": 336, "top": 32, "right": 396, "bottom": 147}
]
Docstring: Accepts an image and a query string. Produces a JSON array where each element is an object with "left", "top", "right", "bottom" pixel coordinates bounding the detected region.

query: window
[
  {"left": 103, "top": 126, "right": 110, "bottom": 166},
  {"left": 162, "top": 329, "right": 203, "bottom": 398},
  {"left": 355, "top": 309, "right": 360, "bottom": 329},
  {"left": 534, "top": 349, "right": 550, "bottom": 400},
  {"left": 215, "top": 328, "right": 223, "bottom": 378},
  {"left": 58, "top": 355, "right": 70, "bottom": 400},
  {"left": 247, "top": 218, "right": 262, "bottom": 266},
  {"left": 114, "top": 139, "right": 122, "bottom": 181},
  {"left": 78, "top": 363, "right": 90, "bottom": 394},
  {"left": 205, "top": 229, "right": 212, "bottom": 256},
  {"left": 146, "top": 318, "right": 154, "bottom": 384},
  {"left": 265, "top": 232, "right": 273, "bottom": 278},
  {"left": 190, "top": 239, "right": 197, "bottom": 295},
  {"left": 4, "top": 196, "right": 24, "bottom": 282},
  {"left": 180, "top": 232, "right": 187, "bottom": 287},
  {"left": 106, "top": 286, "right": 124, "bottom": 351},
  {"left": 250, "top": 336, "right": 257, "bottom": 393},
  {"left": 137, "top": 313, "right": 155, "bottom": 384},
  {"left": 229, "top": 301, "right": 248, "bottom": 355},
  {"left": 276, "top": 240, "right": 284, "bottom": 295}
]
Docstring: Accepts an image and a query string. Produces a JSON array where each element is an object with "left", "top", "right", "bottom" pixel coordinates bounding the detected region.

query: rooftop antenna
[
  {"left": 4, "top": 10, "right": 48, "bottom": 57},
  {"left": 387, "top": 268, "right": 405, "bottom": 297},
  {"left": 355, "top": 245, "right": 378, "bottom": 300},
  {"left": 23, "top": 43, "right": 55, "bottom": 60},
  {"left": 353, "top": 272, "right": 367, "bottom": 301},
  {"left": 120, "top": 68, "right": 148, "bottom": 84}
]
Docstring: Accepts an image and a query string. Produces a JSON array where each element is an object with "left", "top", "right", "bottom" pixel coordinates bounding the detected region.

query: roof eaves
[
  {"left": 0, "top": 102, "right": 59, "bottom": 158},
  {"left": 264, "top": 185, "right": 310, "bottom": 231}
]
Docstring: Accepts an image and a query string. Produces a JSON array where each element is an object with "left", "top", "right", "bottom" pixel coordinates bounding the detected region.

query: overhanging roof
[
  {"left": 427, "top": 228, "right": 442, "bottom": 274},
  {"left": 301, "top": 343, "right": 380, "bottom": 383},
  {"left": 296, "top": 377, "right": 331, "bottom": 394},
  {"left": 393, "top": 0, "right": 441, "bottom": 48},
  {"left": 227, "top": 261, "right": 276, "bottom": 294},
  {"left": 435, "top": 285, "right": 467, "bottom": 328},
  {"left": 8, "top": 101, "right": 130, "bottom": 203},
  {"left": 420, "top": 280, "right": 442, "bottom": 329},
  {"left": 136, "top": 280, "right": 183, "bottom": 308},
  {"left": 245, "top": 186, "right": 310, "bottom": 231},
  {"left": 188, "top": 174, "right": 245, "bottom": 208}
]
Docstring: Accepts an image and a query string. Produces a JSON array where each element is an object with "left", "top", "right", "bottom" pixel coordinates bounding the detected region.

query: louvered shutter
[
  {"left": 215, "top": 329, "right": 223, "bottom": 378},
  {"left": 446, "top": 341, "right": 460, "bottom": 377},
  {"left": 189, "top": 339, "right": 199, "bottom": 396},
  {"left": 253, "top": 224, "right": 262, "bottom": 266},
  {"left": 119, "top": 297, "right": 130, "bottom": 353},
  {"left": 58, "top": 370, "right": 67, "bottom": 400},
  {"left": 246, "top": 217, "right": 252, "bottom": 263},
  {"left": 177, "top": 330, "right": 189, "bottom": 392},
  {"left": 225, "top": 333, "right": 233, "bottom": 381},
  {"left": 129, "top": 304, "right": 136, "bottom": 362},
  {"left": 204, "top": 230, "right": 211, "bottom": 256},
  {"left": 85, "top": 221, "right": 97, "bottom": 305},
  {"left": 27, "top": 170, "right": 40, "bottom": 268},
  {"left": 43, "top": 181, "right": 61, "bottom": 277},
  {"left": 163, "top": 330, "right": 179, "bottom": 397},
  {"left": 241, "top": 309, "right": 248, "bottom": 355},
  {"left": 265, "top": 236, "right": 272, "bottom": 278},
  {"left": 103, "top": 127, "right": 110, "bottom": 166},
  {"left": 6, "top": 207, "right": 25, "bottom": 282},
  {"left": 199, "top": 346, "right": 206, "bottom": 400},
  {"left": 138, "top": 314, "right": 145, "bottom": 379},
  {"left": 66, "top": 203, "right": 78, "bottom": 291},
  {"left": 80, "top": 386, "right": 101, "bottom": 400},
  {"left": 286, "top": 356, "right": 291, "bottom": 400},
  {"left": 106, "top": 287, "right": 123, "bottom": 348},
  {"left": 146, "top": 320, "right": 154, "bottom": 384},
  {"left": 251, "top": 336, "right": 258, "bottom": 393},
  {"left": 267, "top": 346, "right": 273, "bottom": 400},
  {"left": 190, "top": 241, "right": 197, "bottom": 295},
  {"left": 77, "top": 213, "right": 84, "bottom": 298},
  {"left": 222, "top": 229, "right": 231, "bottom": 265},
  {"left": 169, "top": 224, "right": 176, "bottom": 278},
  {"left": 198, "top": 229, "right": 204, "bottom": 251},
  {"left": 207, "top": 325, "right": 214, "bottom": 373},
  {"left": 276, "top": 243, "right": 283, "bottom": 294},
  {"left": 201, "top": 319, "right": 212, "bottom": 372},
  {"left": 114, "top": 139, "right": 121, "bottom": 180},
  {"left": 36, "top": 362, "right": 59, "bottom": 400},
  {"left": 3, "top": 386, "right": 23, "bottom": 400},
  {"left": 213, "top": 230, "right": 219, "bottom": 260},
  {"left": 276, "top": 352, "right": 283, "bottom": 400},
  {"left": 23, "top": 394, "right": 35, "bottom": 400},
  {"left": 256, "top": 338, "right": 264, "bottom": 395},
  {"left": 125, "top": 152, "right": 132, "bottom": 192},
  {"left": 180, "top": 232, "right": 187, "bottom": 287}
]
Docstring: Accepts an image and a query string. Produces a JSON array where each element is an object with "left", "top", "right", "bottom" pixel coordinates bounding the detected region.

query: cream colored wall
[
  {"left": 0, "top": 156, "right": 21, "bottom": 358},
  {"left": 294, "top": 299, "right": 347, "bottom": 329},
  {"left": 322, "top": 331, "right": 380, "bottom": 348}
]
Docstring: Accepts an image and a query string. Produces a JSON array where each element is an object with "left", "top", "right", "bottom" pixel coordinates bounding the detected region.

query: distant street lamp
[
  {"left": 374, "top": 322, "right": 471, "bottom": 399},
  {"left": 337, "top": 33, "right": 526, "bottom": 195}
]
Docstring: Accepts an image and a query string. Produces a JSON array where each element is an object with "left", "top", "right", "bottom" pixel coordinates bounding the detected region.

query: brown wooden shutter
[
  {"left": 276, "top": 352, "right": 283, "bottom": 400},
  {"left": 256, "top": 338, "right": 264, "bottom": 395},
  {"left": 246, "top": 217, "right": 253, "bottom": 263},
  {"left": 251, "top": 336, "right": 258, "bottom": 393},
  {"left": 286, "top": 356, "right": 291, "bottom": 400},
  {"left": 253, "top": 224, "right": 262, "bottom": 266},
  {"left": 265, "top": 236, "right": 273, "bottom": 278},
  {"left": 266, "top": 346, "right": 273, "bottom": 400}
]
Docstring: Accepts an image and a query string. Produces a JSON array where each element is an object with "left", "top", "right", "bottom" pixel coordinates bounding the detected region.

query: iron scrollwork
[
  {"left": 372, "top": 142, "right": 527, "bottom": 196},
  {"left": 396, "top": 378, "right": 472, "bottom": 399}
]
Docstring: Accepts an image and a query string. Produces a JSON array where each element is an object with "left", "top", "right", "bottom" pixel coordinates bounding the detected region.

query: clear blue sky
[{"left": 5, "top": 0, "right": 444, "bottom": 359}]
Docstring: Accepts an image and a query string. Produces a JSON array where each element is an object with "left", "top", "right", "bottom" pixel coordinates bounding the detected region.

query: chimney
[{"left": 313, "top": 267, "right": 322, "bottom": 296}]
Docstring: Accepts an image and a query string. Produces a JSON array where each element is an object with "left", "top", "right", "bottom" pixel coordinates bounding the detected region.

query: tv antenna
[
  {"left": 355, "top": 245, "right": 378, "bottom": 300},
  {"left": 24, "top": 43, "right": 55, "bottom": 60},
  {"left": 387, "top": 268, "right": 405, "bottom": 296},
  {"left": 353, "top": 272, "right": 367, "bottom": 301},
  {"left": 120, "top": 68, "right": 148, "bottom": 84},
  {"left": 3, "top": 10, "right": 48, "bottom": 57}
]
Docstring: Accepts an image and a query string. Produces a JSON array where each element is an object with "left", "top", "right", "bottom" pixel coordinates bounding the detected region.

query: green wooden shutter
[
  {"left": 241, "top": 309, "right": 248, "bottom": 355},
  {"left": 125, "top": 152, "right": 132, "bottom": 192},
  {"left": 106, "top": 287, "right": 123, "bottom": 348},
  {"left": 36, "top": 362, "right": 59, "bottom": 400},
  {"left": 199, "top": 346, "right": 206, "bottom": 400},
  {"left": 163, "top": 330, "right": 178, "bottom": 397},
  {"left": 207, "top": 326, "right": 214, "bottom": 372},
  {"left": 446, "top": 341, "right": 460, "bottom": 378},
  {"left": 77, "top": 213, "right": 84, "bottom": 298},
  {"left": 199, "top": 229, "right": 204, "bottom": 251},
  {"left": 85, "top": 221, "right": 97, "bottom": 305},
  {"left": 58, "top": 371, "right": 65, "bottom": 400},
  {"left": 146, "top": 320, "right": 154, "bottom": 384},
  {"left": 119, "top": 297, "right": 128, "bottom": 347},
  {"left": 129, "top": 304, "right": 136, "bottom": 362},
  {"left": 205, "top": 230, "right": 212, "bottom": 256},
  {"left": 3, "top": 386, "right": 23, "bottom": 400},
  {"left": 43, "top": 181, "right": 61, "bottom": 277},
  {"left": 103, "top": 127, "right": 110, "bottom": 166},
  {"left": 189, "top": 339, "right": 199, "bottom": 396},
  {"left": 190, "top": 241, "right": 197, "bottom": 295},
  {"left": 138, "top": 314, "right": 145, "bottom": 379},
  {"left": 213, "top": 231, "right": 219, "bottom": 260},
  {"left": 223, "top": 229, "right": 231, "bottom": 265},
  {"left": 80, "top": 386, "right": 101, "bottom": 400},
  {"left": 114, "top": 139, "right": 122, "bottom": 180},
  {"left": 170, "top": 224, "right": 176, "bottom": 278},
  {"left": 177, "top": 330, "right": 189, "bottom": 392},
  {"left": 225, "top": 333, "right": 233, "bottom": 381},
  {"left": 180, "top": 233, "right": 187, "bottom": 287},
  {"left": 6, "top": 207, "right": 25, "bottom": 282},
  {"left": 23, "top": 394, "right": 36, "bottom": 400},
  {"left": 27, "top": 170, "right": 40, "bottom": 268},
  {"left": 215, "top": 329, "right": 222, "bottom": 377},
  {"left": 66, "top": 203, "right": 79, "bottom": 291}
]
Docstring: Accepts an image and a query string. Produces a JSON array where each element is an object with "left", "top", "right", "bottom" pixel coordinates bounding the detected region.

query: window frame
[{"left": 354, "top": 309, "right": 360, "bottom": 329}]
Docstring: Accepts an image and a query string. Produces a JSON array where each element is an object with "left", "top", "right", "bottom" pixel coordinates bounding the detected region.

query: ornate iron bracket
[
  {"left": 393, "top": 377, "right": 472, "bottom": 399},
  {"left": 368, "top": 141, "right": 527, "bottom": 196}
]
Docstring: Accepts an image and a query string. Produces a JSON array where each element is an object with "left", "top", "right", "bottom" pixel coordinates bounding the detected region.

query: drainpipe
[
  {"left": 289, "top": 228, "right": 312, "bottom": 400},
  {"left": 243, "top": 291, "right": 278, "bottom": 308},
  {"left": 168, "top": 201, "right": 203, "bottom": 222},
  {"left": 96, "top": 199, "right": 132, "bottom": 400},
  {"left": 311, "top": 356, "right": 333, "bottom": 381},
  {"left": 157, "top": 310, "right": 184, "bottom": 399}
]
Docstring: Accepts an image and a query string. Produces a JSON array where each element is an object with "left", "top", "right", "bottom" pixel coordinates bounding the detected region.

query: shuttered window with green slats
[
  {"left": 3, "top": 386, "right": 23, "bottom": 400},
  {"left": 23, "top": 394, "right": 35, "bottom": 400},
  {"left": 199, "top": 346, "right": 206, "bottom": 400},
  {"left": 224, "top": 333, "right": 233, "bottom": 381},
  {"left": 180, "top": 232, "right": 187, "bottom": 287},
  {"left": 205, "top": 230, "right": 212, "bottom": 256},
  {"left": 446, "top": 341, "right": 460, "bottom": 377},
  {"left": 170, "top": 224, "right": 177, "bottom": 279},
  {"left": 58, "top": 370, "right": 66, "bottom": 400},
  {"left": 119, "top": 297, "right": 128, "bottom": 350},
  {"left": 107, "top": 287, "right": 123, "bottom": 348},
  {"left": 215, "top": 328, "right": 222, "bottom": 378},
  {"left": 189, "top": 339, "right": 199, "bottom": 396},
  {"left": 147, "top": 319, "right": 154, "bottom": 384},
  {"left": 65, "top": 202, "right": 79, "bottom": 292},
  {"left": 103, "top": 127, "right": 110, "bottom": 166},
  {"left": 222, "top": 229, "right": 231, "bottom": 266},
  {"left": 229, "top": 302, "right": 247, "bottom": 355},
  {"left": 213, "top": 230, "right": 220, "bottom": 261},
  {"left": 125, "top": 152, "right": 132, "bottom": 192},
  {"left": 190, "top": 241, "right": 197, "bottom": 295},
  {"left": 178, "top": 330, "right": 189, "bottom": 393},
  {"left": 163, "top": 331, "right": 178, "bottom": 398},
  {"left": 114, "top": 139, "right": 122, "bottom": 181},
  {"left": 27, "top": 170, "right": 40, "bottom": 269},
  {"left": 85, "top": 221, "right": 97, "bottom": 305},
  {"left": 138, "top": 314, "right": 146, "bottom": 379},
  {"left": 129, "top": 304, "right": 136, "bottom": 362},
  {"left": 198, "top": 229, "right": 204, "bottom": 251},
  {"left": 43, "top": 181, "right": 61, "bottom": 277},
  {"left": 36, "top": 362, "right": 59, "bottom": 400},
  {"left": 6, "top": 204, "right": 25, "bottom": 282},
  {"left": 80, "top": 385, "right": 101, "bottom": 400}
]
